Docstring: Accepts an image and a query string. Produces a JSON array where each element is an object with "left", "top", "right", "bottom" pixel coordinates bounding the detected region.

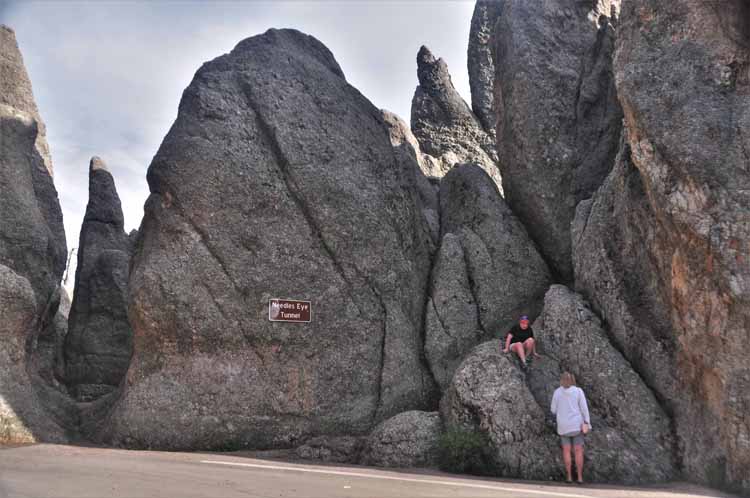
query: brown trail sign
[{"left": 269, "top": 299, "right": 312, "bottom": 323}]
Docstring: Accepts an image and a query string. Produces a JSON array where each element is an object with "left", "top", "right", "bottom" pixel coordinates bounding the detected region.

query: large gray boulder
[
  {"left": 468, "top": 0, "right": 504, "bottom": 135},
  {"left": 440, "top": 341, "right": 559, "bottom": 480},
  {"left": 532, "top": 285, "right": 676, "bottom": 483},
  {"left": 493, "top": 0, "right": 622, "bottom": 281},
  {"left": 425, "top": 164, "right": 550, "bottom": 389},
  {"left": 64, "top": 157, "right": 133, "bottom": 402},
  {"left": 0, "top": 25, "right": 70, "bottom": 443},
  {"left": 441, "top": 286, "right": 677, "bottom": 484},
  {"left": 95, "top": 29, "right": 437, "bottom": 450},
  {"left": 575, "top": 1, "right": 750, "bottom": 492},
  {"left": 411, "top": 46, "right": 502, "bottom": 190},
  {"left": 362, "top": 411, "right": 442, "bottom": 468}
]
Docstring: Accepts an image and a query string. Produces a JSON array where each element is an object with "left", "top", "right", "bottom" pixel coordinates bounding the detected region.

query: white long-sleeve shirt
[{"left": 551, "top": 386, "right": 591, "bottom": 435}]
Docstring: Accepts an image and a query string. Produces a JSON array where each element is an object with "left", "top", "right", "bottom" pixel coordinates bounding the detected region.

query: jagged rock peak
[
  {"left": 65, "top": 156, "right": 132, "bottom": 402},
  {"left": 411, "top": 45, "right": 502, "bottom": 190},
  {"left": 89, "top": 155, "right": 108, "bottom": 172},
  {"left": 83, "top": 156, "right": 124, "bottom": 227},
  {"left": 415, "top": 45, "right": 476, "bottom": 125},
  {"left": 0, "top": 25, "right": 53, "bottom": 176}
]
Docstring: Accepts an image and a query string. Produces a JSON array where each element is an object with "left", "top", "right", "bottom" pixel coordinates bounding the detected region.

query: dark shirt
[{"left": 508, "top": 324, "right": 534, "bottom": 344}]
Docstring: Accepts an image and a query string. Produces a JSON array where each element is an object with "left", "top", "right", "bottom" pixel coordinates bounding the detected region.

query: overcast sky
[{"left": 1, "top": 0, "right": 475, "bottom": 288}]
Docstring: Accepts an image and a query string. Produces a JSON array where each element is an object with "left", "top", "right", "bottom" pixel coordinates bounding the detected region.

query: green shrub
[{"left": 437, "top": 427, "right": 495, "bottom": 476}]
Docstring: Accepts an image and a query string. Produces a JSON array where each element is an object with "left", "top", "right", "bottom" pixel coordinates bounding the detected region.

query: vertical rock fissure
[
  {"left": 241, "top": 82, "right": 371, "bottom": 319},
  {"left": 429, "top": 298, "right": 455, "bottom": 341},
  {"left": 458, "top": 232, "right": 488, "bottom": 336},
  {"left": 167, "top": 193, "right": 244, "bottom": 301},
  {"left": 370, "top": 283, "right": 388, "bottom": 422},
  {"left": 241, "top": 80, "right": 391, "bottom": 421}
]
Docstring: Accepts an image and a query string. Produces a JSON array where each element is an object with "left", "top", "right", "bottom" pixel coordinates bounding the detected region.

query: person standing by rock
[
  {"left": 551, "top": 372, "right": 591, "bottom": 484},
  {"left": 502, "top": 314, "right": 538, "bottom": 368}
]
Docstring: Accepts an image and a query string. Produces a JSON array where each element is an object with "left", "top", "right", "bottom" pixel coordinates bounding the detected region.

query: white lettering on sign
[{"left": 269, "top": 299, "right": 312, "bottom": 323}]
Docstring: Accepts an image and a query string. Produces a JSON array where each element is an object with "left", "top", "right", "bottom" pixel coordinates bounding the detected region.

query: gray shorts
[{"left": 560, "top": 431, "right": 584, "bottom": 447}]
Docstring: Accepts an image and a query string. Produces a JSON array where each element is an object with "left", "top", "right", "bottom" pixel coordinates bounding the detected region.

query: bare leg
[
  {"left": 511, "top": 343, "right": 526, "bottom": 363},
  {"left": 523, "top": 338, "right": 535, "bottom": 357},
  {"left": 562, "top": 444, "right": 572, "bottom": 482},
  {"left": 574, "top": 445, "right": 584, "bottom": 483}
]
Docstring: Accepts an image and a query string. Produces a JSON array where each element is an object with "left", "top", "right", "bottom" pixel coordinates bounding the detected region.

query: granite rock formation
[
  {"left": 468, "top": 0, "right": 503, "bottom": 135},
  {"left": 411, "top": 46, "right": 502, "bottom": 190},
  {"left": 362, "top": 411, "right": 441, "bottom": 468},
  {"left": 425, "top": 164, "right": 549, "bottom": 390},
  {"left": 295, "top": 435, "right": 364, "bottom": 464},
  {"left": 440, "top": 341, "right": 559, "bottom": 480},
  {"left": 441, "top": 286, "right": 676, "bottom": 484},
  {"left": 0, "top": 25, "right": 70, "bottom": 443},
  {"left": 0, "top": 26, "right": 53, "bottom": 176},
  {"left": 574, "top": 0, "right": 750, "bottom": 492},
  {"left": 493, "top": 0, "right": 622, "bottom": 281},
  {"left": 64, "top": 157, "right": 133, "bottom": 402},
  {"left": 531, "top": 285, "right": 676, "bottom": 483},
  {"left": 380, "top": 109, "right": 440, "bottom": 243},
  {"left": 95, "top": 29, "right": 438, "bottom": 450}
]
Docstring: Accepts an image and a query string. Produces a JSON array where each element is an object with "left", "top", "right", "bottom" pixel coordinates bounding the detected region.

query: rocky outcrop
[
  {"left": 0, "top": 25, "right": 70, "bottom": 443},
  {"left": 468, "top": 0, "right": 503, "bottom": 135},
  {"left": 295, "top": 435, "right": 364, "bottom": 464},
  {"left": 574, "top": 1, "right": 750, "bottom": 492},
  {"left": 362, "top": 411, "right": 441, "bottom": 468},
  {"left": 493, "top": 0, "right": 622, "bottom": 281},
  {"left": 411, "top": 46, "right": 502, "bottom": 190},
  {"left": 381, "top": 109, "right": 440, "bottom": 243},
  {"left": 0, "top": 26, "right": 53, "bottom": 176},
  {"left": 64, "top": 157, "right": 133, "bottom": 402},
  {"left": 440, "top": 341, "right": 559, "bottom": 480},
  {"left": 381, "top": 109, "right": 442, "bottom": 181},
  {"left": 425, "top": 164, "right": 549, "bottom": 389},
  {"left": 532, "top": 285, "right": 676, "bottom": 483},
  {"left": 95, "top": 29, "right": 437, "bottom": 450},
  {"left": 441, "top": 286, "right": 676, "bottom": 484}
]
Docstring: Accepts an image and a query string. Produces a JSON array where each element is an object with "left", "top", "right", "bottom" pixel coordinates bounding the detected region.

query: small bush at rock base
[{"left": 437, "top": 428, "right": 495, "bottom": 476}]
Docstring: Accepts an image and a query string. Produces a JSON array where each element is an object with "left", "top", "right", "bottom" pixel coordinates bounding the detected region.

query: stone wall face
[
  {"left": 493, "top": 0, "right": 622, "bottom": 281},
  {"left": 574, "top": 1, "right": 750, "bottom": 492},
  {"left": 94, "top": 29, "right": 437, "bottom": 450},
  {"left": 0, "top": 25, "right": 70, "bottom": 444}
]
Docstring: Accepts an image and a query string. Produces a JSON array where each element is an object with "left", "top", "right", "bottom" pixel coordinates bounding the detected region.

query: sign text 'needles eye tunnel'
[{"left": 268, "top": 299, "right": 312, "bottom": 323}]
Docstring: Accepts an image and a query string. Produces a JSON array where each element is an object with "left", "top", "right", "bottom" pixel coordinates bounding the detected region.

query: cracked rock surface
[
  {"left": 575, "top": 1, "right": 750, "bottom": 492},
  {"left": 493, "top": 0, "right": 622, "bottom": 281},
  {"left": 64, "top": 157, "right": 133, "bottom": 403},
  {"left": 440, "top": 286, "right": 676, "bottom": 483},
  {"left": 411, "top": 46, "right": 502, "bottom": 190},
  {"left": 94, "top": 29, "right": 437, "bottom": 450},
  {"left": 468, "top": 0, "right": 504, "bottom": 136},
  {"left": 425, "top": 164, "right": 549, "bottom": 390},
  {"left": 362, "top": 410, "right": 441, "bottom": 468},
  {"left": 0, "top": 25, "right": 71, "bottom": 444}
]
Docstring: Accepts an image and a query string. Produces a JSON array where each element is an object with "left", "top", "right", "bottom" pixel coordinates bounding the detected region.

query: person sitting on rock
[
  {"left": 502, "top": 314, "right": 539, "bottom": 368},
  {"left": 551, "top": 371, "right": 591, "bottom": 484}
]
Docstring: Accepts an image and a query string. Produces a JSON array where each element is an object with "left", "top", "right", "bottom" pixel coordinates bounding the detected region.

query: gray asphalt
[{"left": 0, "top": 444, "right": 739, "bottom": 498}]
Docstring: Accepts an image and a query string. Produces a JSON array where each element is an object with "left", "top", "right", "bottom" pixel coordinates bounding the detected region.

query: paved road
[{"left": 0, "top": 444, "right": 739, "bottom": 498}]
